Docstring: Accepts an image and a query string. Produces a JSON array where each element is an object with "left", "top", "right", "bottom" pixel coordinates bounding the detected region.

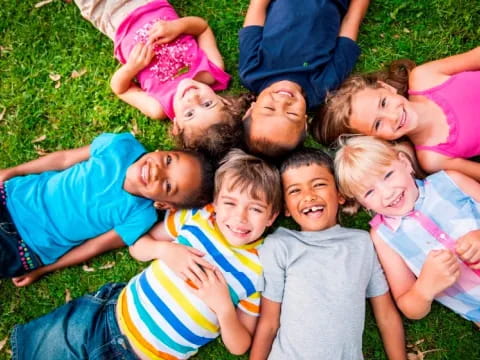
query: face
[
  {"left": 247, "top": 81, "right": 307, "bottom": 149},
  {"left": 356, "top": 154, "right": 419, "bottom": 217},
  {"left": 214, "top": 181, "right": 277, "bottom": 247},
  {"left": 282, "top": 164, "right": 343, "bottom": 232},
  {"left": 124, "top": 150, "right": 201, "bottom": 209},
  {"left": 172, "top": 78, "right": 226, "bottom": 139},
  {"left": 349, "top": 82, "right": 418, "bottom": 140}
]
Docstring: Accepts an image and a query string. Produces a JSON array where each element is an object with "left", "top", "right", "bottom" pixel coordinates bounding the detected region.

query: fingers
[{"left": 12, "top": 276, "right": 30, "bottom": 287}]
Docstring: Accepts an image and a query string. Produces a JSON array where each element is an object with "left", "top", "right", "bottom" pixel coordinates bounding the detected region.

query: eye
[
  {"left": 250, "top": 207, "right": 264, "bottom": 213},
  {"left": 287, "top": 112, "right": 298, "bottom": 117},
  {"left": 313, "top": 182, "right": 326, "bottom": 188},
  {"left": 381, "top": 97, "right": 386, "bottom": 108},
  {"left": 264, "top": 106, "right": 274, "bottom": 111},
  {"left": 184, "top": 109, "right": 194, "bottom": 118},
  {"left": 165, "top": 180, "right": 172, "bottom": 194},
  {"left": 374, "top": 119, "right": 381, "bottom": 132},
  {"left": 364, "top": 189, "right": 374, "bottom": 198},
  {"left": 202, "top": 100, "right": 213, "bottom": 108},
  {"left": 223, "top": 201, "right": 235, "bottom": 206},
  {"left": 384, "top": 170, "right": 394, "bottom": 180},
  {"left": 287, "top": 188, "right": 300, "bottom": 195},
  {"left": 166, "top": 154, "right": 172, "bottom": 165}
]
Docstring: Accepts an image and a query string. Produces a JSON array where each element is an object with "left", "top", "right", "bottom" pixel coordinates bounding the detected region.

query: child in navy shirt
[{"left": 239, "top": 0, "right": 370, "bottom": 159}]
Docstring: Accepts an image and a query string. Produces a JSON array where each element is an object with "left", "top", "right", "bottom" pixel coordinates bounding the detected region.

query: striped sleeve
[
  {"left": 237, "top": 291, "right": 261, "bottom": 317},
  {"left": 164, "top": 209, "right": 192, "bottom": 238}
]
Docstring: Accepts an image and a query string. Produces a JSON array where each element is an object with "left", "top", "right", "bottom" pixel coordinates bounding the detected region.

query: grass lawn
[{"left": 1, "top": 0, "right": 479, "bottom": 358}]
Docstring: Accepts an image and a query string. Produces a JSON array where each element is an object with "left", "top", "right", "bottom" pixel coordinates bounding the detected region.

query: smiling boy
[{"left": 249, "top": 148, "right": 406, "bottom": 360}]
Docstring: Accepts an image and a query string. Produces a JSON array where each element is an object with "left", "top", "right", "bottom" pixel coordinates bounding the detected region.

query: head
[
  {"left": 243, "top": 80, "right": 308, "bottom": 160},
  {"left": 334, "top": 136, "right": 419, "bottom": 217},
  {"left": 124, "top": 149, "right": 214, "bottom": 210},
  {"left": 311, "top": 59, "right": 416, "bottom": 145},
  {"left": 213, "top": 149, "right": 282, "bottom": 246},
  {"left": 280, "top": 148, "right": 344, "bottom": 231},
  {"left": 173, "top": 79, "right": 254, "bottom": 160}
]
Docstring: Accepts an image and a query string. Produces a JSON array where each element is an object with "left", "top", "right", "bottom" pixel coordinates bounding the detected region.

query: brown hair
[
  {"left": 175, "top": 93, "right": 255, "bottom": 162},
  {"left": 214, "top": 148, "right": 283, "bottom": 216},
  {"left": 311, "top": 59, "right": 416, "bottom": 145}
]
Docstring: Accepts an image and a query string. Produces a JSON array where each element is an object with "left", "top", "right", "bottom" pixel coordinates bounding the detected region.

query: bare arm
[
  {"left": 369, "top": 293, "right": 406, "bottom": 360},
  {"left": 417, "top": 151, "right": 480, "bottom": 183},
  {"left": 338, "top": 0, "right": 370, "bottom": 41},
  {"left": 243, "top": 0, "right": 271, "bottom": 27},
  {"left": 12, "top": 230, "right": 124, "bottom": 287},
  {"left": 249, "top": 297, "right": 281, "bottom": 360},
  {"left": 371, "top": 229, "right": 459, "bottom": 319},
  {"left": 197, "top": 26, "right": 224, "bottom": 70},
  {"left": 0, "top": 145, "right": 90, "bottom": 182}
]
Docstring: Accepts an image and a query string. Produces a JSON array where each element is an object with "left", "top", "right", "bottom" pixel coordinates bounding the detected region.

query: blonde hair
[
  {"left": 311, "top": 59, "right": 416, "bottom": 145},
  {"left": 214, "top": 149, "right": 282, "bottom": 215},
  {"left": 334, "top": 136, "right": 421, "bottom": 214}
]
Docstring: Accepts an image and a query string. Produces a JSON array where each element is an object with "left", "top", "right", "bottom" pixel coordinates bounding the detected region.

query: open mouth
[
  {"left": 182, "top": 86, "right": 197, "bottom": 98},
  {"left": 397, "top": 109, "right": 406, "bottom": 130},
  {"left": 388, "top": 191, "right": 404, "bottom": 207},
  {"left": 227, "top": 224, "right": 251, "bottom": 237},
  {"left": 275, "top": 90, "right": 294, "bottom": 97},
  {"left": 141, "top": 163, "right": 149, "bottom": 185},
  {"left": 301, "top": 205, "right": 325, "bottom": 216}
]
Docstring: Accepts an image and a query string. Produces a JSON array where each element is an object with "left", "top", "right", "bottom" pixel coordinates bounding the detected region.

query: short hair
[
  {"left": 173, "top": 150, "right": 215, "bottom": 209},
  {"left": 310, "top": 59, "right": 416, "bottom": 145},
  {"left": 280, "top": 147, "right": 334, "bottom": 176},
  {"left": 244, "top": 114, "right": 306, "bottom": 162},
  {"left": 175, "top": 93, "right": 255, "bottom": 161},
  {"left": 214, "top": 149, "right": 282, "bottom": 215}
]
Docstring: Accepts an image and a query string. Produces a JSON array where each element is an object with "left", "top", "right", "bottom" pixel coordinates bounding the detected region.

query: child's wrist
[{"left": 413, "top": 279, "right": 435, "bottom": 302}]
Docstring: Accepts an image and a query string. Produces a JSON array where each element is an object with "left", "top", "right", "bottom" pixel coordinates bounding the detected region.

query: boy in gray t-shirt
[{"left": 249, "top": 148, "right": 406, "bottom": 360}]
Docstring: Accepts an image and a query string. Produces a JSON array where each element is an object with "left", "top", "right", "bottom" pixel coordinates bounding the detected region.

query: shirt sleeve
[
  {"left": 258, "top": 235, "right": 288, "bottom": 302},
  {"left": 163, "top": 208, "right": 194, "bottom": 239},
  {"left": 238, "top": 26, "right": 263, "bottom": 88},
  {"left": 90, "top": 132, "right": 143, "bottom": 159},
  {"left": 114, "top": 206, "right": 158, "bottom": 245},
  {"left": 237, "top": 291, "right": 261, "bottom": 317},
  {"left": 311, "top": 36, "right": 360, "bottom": 105},
  {"left": 366, "top": 246, "right": 389, "bottom": 298}
]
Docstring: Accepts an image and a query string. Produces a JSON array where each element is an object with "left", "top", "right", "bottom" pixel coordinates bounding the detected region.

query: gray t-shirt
[{"left": 259, "top": 225, "right": 388, "bottom": 360}]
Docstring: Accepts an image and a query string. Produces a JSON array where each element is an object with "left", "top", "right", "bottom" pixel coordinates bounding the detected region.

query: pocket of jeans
[{"left": 89, "top": 336, "right": 136, "bottom": 360}]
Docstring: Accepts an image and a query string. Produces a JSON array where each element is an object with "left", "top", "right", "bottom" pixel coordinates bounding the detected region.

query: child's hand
[
  {"left": 161, "top": 242, "right": 216, "bottom": 282},
  {"left": 417, "top": 249, "right": 460, "bottom": 300},
  {"left": 11, "top": 268, "right": 45, "bottom": 287},
  {"left": 125, "top": 42, "right": 155, "bottom": 73},
  {"left": 456, "top": 230, "right": 480, "bottom": 268},
  {"left": 148, "top": 20, "right": 182, "bottom": 45},
  {"left": 190, "top": 268, "right": 232, "bottom": 315}
]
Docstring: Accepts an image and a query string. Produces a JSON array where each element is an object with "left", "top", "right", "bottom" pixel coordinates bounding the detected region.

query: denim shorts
[
  {"left": 11, "top": 282, "right": 139, "bottom": 360},
  {"left": 0, "top": 183, "right": 43, "bottom": 278}
]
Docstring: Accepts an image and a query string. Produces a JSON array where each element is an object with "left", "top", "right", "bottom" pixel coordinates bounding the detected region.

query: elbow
[
  {"left": 227, "top": 341, "right": 251, "bottom": 356},
  {"left": 110, "top": 78, "right": 123, "bottom": 96},
  {"left": 143, "top": 102, "right": 166, "bottom": 120}
]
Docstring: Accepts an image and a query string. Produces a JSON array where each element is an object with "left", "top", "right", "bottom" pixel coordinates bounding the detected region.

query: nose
[
  {"left": 377, "top": 183, "right": 394, "bottom": 204},
  {"left": 303, "top": 190, "right": 317, "bottom": 203},
  {"left": 235, "top": 206, "right": 249, "bottom": 223},
  {"left": 186, "top": 92, "right": 200, "bottom": 104},
  {"left": 271, "top": 92, "right": 292, "bottom": 107}
]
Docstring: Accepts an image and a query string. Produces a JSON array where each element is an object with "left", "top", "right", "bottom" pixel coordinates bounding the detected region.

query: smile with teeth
[
  {"left": 182, "top": 86, "right": 197, "bottom": 98},
  {"left": 302, "top": 205, "right": 324, "bottom": 214},
  {"left": 388, "top": 191, "right": 404, "bottom": 207},
  {"left": 141, "top": 163, "right": 149, "bottom": 185},
  {"left": 397, "top": 109, "right": 406, "bottom": 130},
  {"left": 227, "top": 224, "right": 251, "bottom": 236},
  {"left": 275, "top": 90, "right": 293, "bottom": 97}
]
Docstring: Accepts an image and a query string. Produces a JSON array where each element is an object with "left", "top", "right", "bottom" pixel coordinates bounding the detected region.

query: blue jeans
[{"left": 11, "top": 283, "right": 138, "bottom": 360}]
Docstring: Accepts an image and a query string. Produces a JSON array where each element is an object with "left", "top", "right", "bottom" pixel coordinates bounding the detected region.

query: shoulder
[
  {"left": 91, "top": 132, "right": 143, "bottom": 156},
  {"left": 409, "top": 63, "right": 451, "bottom": 91},
  {"left": 337, "top": 225, "right": 371, "bottom": 241},
  {"left": 259, "top": 227, "right": 294, "bottom": 252}
]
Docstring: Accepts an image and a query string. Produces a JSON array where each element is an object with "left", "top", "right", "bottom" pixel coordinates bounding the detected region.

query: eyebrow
[{"left": 285, "top": 177, "right": 330, "bottom": 190}]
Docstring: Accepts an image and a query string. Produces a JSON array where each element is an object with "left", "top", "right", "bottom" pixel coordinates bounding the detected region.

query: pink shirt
[
  {"left": 114, "top": 0, "right": 230, "bottom": 119},
  {"left": 409, "top": 71, "right": 480, "bottom": 158}
]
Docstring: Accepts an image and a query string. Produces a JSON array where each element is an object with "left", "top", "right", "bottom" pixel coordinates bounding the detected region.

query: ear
[
  {"left": 397, "top": 151, "right": 414, "bottom": 174},
  {"left": 284, "top": 206, "right": 291, "bottom": 217},
  {"left": 377, "top": 81, "right": 397, "bottom": 94},
  {"left": 267, "top": 211, "right": 279, "bottom": 227},
  {"left": 338, "top": 193, "right": 346, "bottom": 205},
  {"left": 242, "top": 102, "right": 255, "bottom": 120},
  {"left": 154, "top": 201, "right": 176, "bottom": 211},
  {"left": 220, "top": 96, "right": 233, "bottom": 106},
  {"left": 171, "top": 118, "right": 182, "bottom": 136}
]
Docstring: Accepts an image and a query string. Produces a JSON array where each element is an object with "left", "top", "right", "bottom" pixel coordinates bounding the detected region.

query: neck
[{"left": 406, "top": 100, "right": 438, "bottom": 144}]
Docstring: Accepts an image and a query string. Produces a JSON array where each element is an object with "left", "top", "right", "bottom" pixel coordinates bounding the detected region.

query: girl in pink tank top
[{"left": 312, "top": 47, "right": 480, "bottom": 181}]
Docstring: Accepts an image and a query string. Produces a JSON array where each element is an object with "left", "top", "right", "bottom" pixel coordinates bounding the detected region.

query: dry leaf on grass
[
  {"left": 55, "top": 81, "right": 61, "bottom": 89},
  {"left": 71, "top": 68, "right": 87, "bottom": 79},
  {"left": 99, "top": 261, "right": 116, "bottom": 270},
  {"left": 0, "top": 107, "right": 6, "bottom": 121},
  {"left": 34, "top": 145, "right": 49, "bottom": 156},
  {"left": 0, "top": 337, "right": 8, "bottom": 351},
  {"left": 35, "top": 0, "right": 54, "bottom": 8},
  {"left": 65, "top": 289, "right": 72, "bottom": 303},
  {"left": 130, "top": 118, "right": 139, "bottom": 136},
  {"left": 49, "top": 73, "right": 61, "bottom": 82},
  {"left": 82, "top": 264, "right": 95, "bottom": 272},
  {"left": 407, "top": 338, "right": 443, "bottom": 360},
  {"left": 32, "top": 134, "right": 46, "bottom": 143}
]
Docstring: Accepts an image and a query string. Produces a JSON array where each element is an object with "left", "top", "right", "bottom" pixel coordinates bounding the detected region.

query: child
[
  {"left": 335, "top": 136, "right": 480, "bottom": 322},
  {"left": 12, "top": 148, "right": 282, "bottom": 360},
  {"left": 249, "top": 148, "right": 406, "bottom": 360},
  {"left": 239, "top": 0, "right": 370, "bottom": 159},
  {"left": 74, "top": 0, "right": 250, "bottom": 158},
  {"left": 314, "top": 47, "right": 480, "bottom": 180},
  {"left": 0, "top": 132, "right": 213, "bottom": 287}
]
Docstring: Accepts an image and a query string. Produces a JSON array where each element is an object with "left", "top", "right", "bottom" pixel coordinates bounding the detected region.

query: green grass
[{"left": 1, "top": 0, "right": 480, "bottom": 358}]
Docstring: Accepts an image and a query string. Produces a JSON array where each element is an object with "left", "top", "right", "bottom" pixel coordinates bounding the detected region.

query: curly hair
[
  {"left": 310, "top": 59, "right": 416, "bottom": 146},
  {"left": 175, "top": 93, "right": 255, "bottom": 162}
]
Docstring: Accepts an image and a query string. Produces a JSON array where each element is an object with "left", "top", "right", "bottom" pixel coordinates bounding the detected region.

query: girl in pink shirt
[
  {"left": 312, "top": 47, "right": 480, "bottom": 181},
  {"left": 75, "top": 0, "right": 252, "bottom": 158}
]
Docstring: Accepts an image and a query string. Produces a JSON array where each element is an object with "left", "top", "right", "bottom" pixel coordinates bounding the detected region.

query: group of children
[{"left": 2, "top": 0, "right": 480, "bottom": 358}]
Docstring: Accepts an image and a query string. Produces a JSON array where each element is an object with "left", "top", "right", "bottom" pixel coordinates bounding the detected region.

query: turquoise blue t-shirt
[{"left": 5, "top": 133, "right": 158, "bottom": 265}]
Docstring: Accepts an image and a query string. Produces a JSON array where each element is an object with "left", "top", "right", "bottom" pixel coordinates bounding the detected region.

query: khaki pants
[{"left": 74, "top": 0, "right": 152, "bottom": 40}]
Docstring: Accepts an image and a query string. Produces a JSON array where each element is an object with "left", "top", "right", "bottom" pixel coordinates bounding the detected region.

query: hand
[
  {"left": 416, "top": 249, "right": 460, "bottom": 300},
  {"left": 148, "top": 20, "right": 182, "bottom": 45},
  {"left": 189, "top": 268, "right": 232, "bottom": 315},
  {"left": 456, "top": 230, "right": 480, "bottom": 268},
  {"left": 161, "top": 242, "right": 216, "bottom": 282},
  {"left": 125, "top": 42, "right": 155, "bottom": 73},
  {"left": 0, "top": 168, "right": 17, "bottom": 182},
  {"left": 12, "top": 268, "right": 45, "bottom": 287}
]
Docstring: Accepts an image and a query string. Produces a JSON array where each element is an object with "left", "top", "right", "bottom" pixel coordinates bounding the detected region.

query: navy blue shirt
[{"left": 239, "top": 0, "right": 360, "bottom": 109}]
